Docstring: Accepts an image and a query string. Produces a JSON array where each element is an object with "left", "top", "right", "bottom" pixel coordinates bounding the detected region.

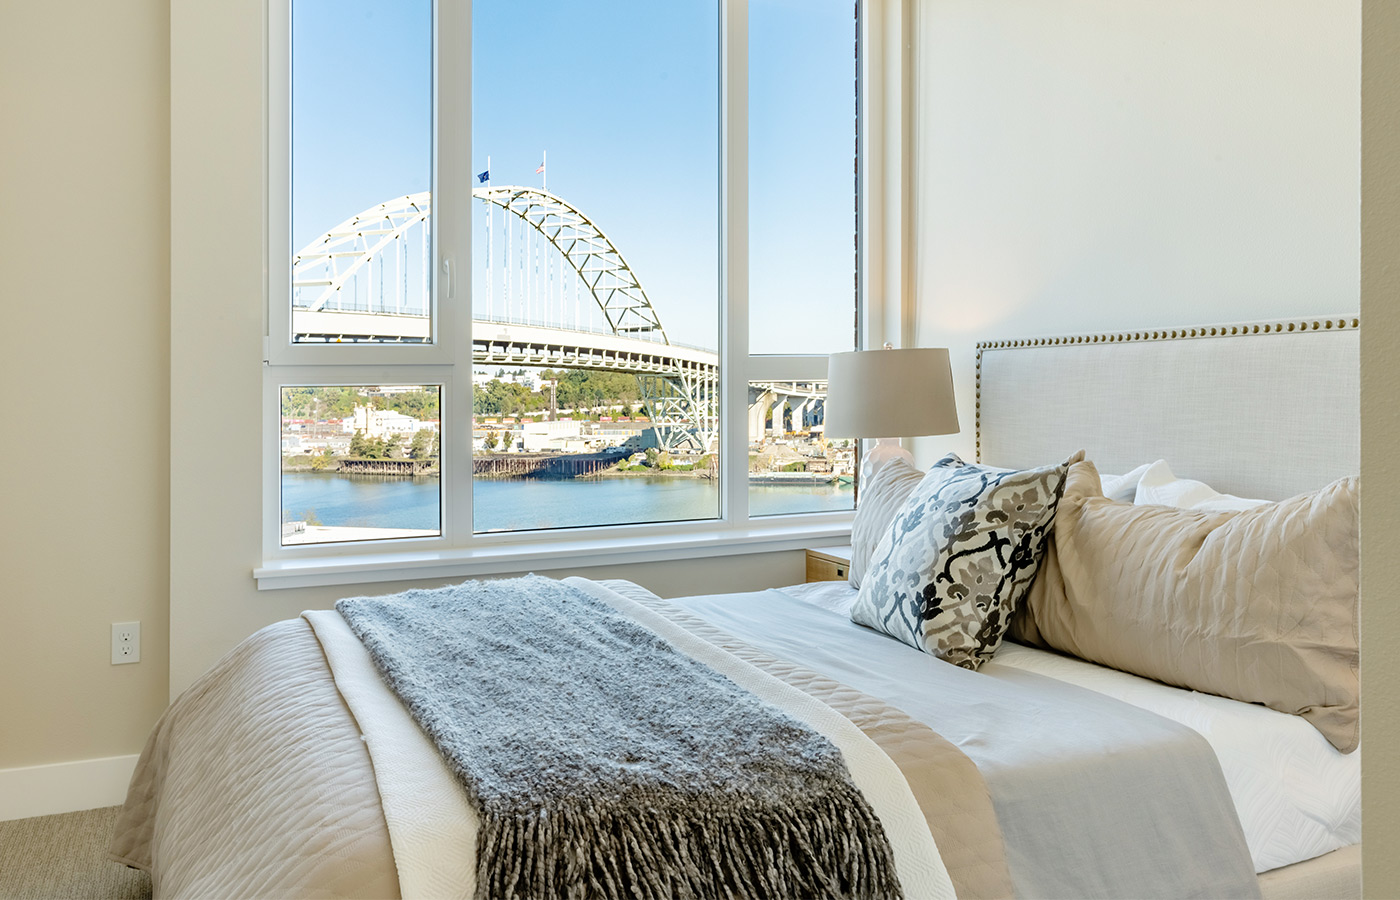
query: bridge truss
[{"left": 291, "top": 187, "right": 717, "bottom": 451}]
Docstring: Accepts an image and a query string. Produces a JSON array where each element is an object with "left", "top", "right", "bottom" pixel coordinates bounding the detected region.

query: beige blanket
[
  {"left": 110, "top": 619, "right": 401, "bottom": 899},
  {"left": 111, "top": 579, "right": 1011, "bottom": 899}
]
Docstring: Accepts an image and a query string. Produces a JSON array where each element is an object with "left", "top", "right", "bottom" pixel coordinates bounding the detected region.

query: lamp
[{"left": 824, "top": 345, "right": 959, "bottom": 482}]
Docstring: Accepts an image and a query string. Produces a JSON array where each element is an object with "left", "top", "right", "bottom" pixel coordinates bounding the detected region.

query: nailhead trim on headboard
[{"left": 973, "top": 315, "right": 1361, "bottom": 463}]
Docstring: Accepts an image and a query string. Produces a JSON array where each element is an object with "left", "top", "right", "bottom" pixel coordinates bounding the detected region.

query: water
[
  {"left": 281, "top": 473, "right": 442, "bottom": 531},
  {"left": 281, "top": 472, "right": 853, "bottom": 534}
]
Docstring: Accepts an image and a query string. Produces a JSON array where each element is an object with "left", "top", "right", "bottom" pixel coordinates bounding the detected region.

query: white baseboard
[{"left": 0, "top": 755, "right": 140, "bottom": 822}]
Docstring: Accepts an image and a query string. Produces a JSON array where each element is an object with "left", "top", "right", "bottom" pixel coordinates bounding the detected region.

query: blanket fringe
[{"left": 476, "top": 787, "right": 902, "bottom": 900}]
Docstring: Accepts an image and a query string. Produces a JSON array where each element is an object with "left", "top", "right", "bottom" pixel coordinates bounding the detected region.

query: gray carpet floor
[{"left": 0, "top": 806, "right": 151, "bottom": 900}]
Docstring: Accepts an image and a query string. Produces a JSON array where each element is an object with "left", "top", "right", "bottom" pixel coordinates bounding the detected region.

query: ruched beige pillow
[
  {"left": 1015, "top": 460, "right": 1359, "bottom": 753},
  {"left": 847, "top": 458, "right": 926, "bottom": 589}
]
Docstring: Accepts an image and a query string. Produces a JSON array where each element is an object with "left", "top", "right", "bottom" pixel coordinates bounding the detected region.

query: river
[{"left": 281, "top": 471, "right": 854, "bottom": 533}]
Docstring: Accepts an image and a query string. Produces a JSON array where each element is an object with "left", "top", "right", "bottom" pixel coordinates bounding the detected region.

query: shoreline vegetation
[
  {"left": 280, "top": 455, "right": 711, "bottom": 479},
  {"left": 281, "top": 452, "right": 843, "bottom": 484}
]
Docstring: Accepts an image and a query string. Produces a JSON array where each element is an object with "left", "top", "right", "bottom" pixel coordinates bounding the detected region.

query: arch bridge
[{"left": 292, "top": 187, "right": 718, "bottom": 450}]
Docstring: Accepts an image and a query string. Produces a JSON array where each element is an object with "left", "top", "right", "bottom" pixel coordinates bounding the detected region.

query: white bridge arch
[{"left": 292, "top": 187, "right": 719, "bottom": 450}]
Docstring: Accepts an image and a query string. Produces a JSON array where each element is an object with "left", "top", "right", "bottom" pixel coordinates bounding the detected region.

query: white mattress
[{"left": 778, "top": 581, "right": 1362, "bottom": 874}]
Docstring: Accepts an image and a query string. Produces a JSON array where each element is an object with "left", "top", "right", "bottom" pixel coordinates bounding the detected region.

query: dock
[{"left": 473, "top": 449, "right": 628, "bottom": 479}]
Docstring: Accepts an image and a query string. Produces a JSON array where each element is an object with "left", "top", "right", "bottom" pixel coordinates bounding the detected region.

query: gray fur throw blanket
[{"left": 336, "top": 575, "right": 900, "bottom": 900}]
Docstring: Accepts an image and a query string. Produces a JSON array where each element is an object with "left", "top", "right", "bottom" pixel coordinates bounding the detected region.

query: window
[
  {"left": 289, "top": 0, "right": 434, "bottom": 346},
  {"left": 747, "top": 0, "right": 859, "bottom": 516},
  {"left": 263, "top": 0, "right": 871, "bottom": 580},
  {"left": 470, "top": 1, "right": 721, "bottom": 531},
  {"left": 280, "top": 385, "right": 441, "bottom": 545}
]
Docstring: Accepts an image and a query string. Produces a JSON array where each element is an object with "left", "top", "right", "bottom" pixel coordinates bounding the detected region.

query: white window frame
[{"left": 257, "top": 0, "right": 899, "bottom": 590}]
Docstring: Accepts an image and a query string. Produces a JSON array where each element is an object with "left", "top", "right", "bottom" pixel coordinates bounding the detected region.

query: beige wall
[
  {"left": 1360, "top": 4, "right": 1399, "bottom": 895},
  {"left": 911, "top": 0, "right": 1360, "bottom": 463},
  {"left": 0, "top": 2, "right": 171, "bottom": 768}
]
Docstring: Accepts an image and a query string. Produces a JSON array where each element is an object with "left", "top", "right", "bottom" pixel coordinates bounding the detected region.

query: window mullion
[
  {"left": 722, "top": 0, "right": 749, "bottom": 527},
  {"left": 440, "top": 0, "right": 473, "bottom": 546}
]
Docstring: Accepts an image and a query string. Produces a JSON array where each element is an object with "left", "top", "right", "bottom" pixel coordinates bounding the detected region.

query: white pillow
[
  {"left": 1133, "top": 460, "right": 1268, "bottom": 512},
  {"left": 1098, "top": 462, "right": 1155, "bottom": 503}
]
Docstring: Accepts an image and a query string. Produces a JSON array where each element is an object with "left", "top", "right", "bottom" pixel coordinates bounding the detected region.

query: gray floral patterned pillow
[{"left": 850, "top": 451, "right": 1082, "bottom": 669}]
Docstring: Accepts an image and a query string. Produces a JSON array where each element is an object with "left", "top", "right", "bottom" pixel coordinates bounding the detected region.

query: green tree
[
  {"left": 351, "top": 430, "right": 389, "bottom": 459},
  {"left": 409, "top": 429, "right": 432, "bottom": 460},
  {"left": 484, "top": 431, "right": 499, "bottom": 451},
  {"left": 349, "top": 429, "right": 370, "bottom": 457},
  {"left": 385, "top": 434, "right": 404, "bottom": 458}
]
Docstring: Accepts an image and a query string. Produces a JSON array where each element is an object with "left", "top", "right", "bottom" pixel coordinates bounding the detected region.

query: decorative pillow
[
  {"left": 848, "top": 457, "right": 926, "bottom": 589},
  {"left": 1133, "top": 459, "right": 1268, "bottom": 512},
  {"left": 1021, "top": 460, "right": 1359, "bottom": 753},
  {"left": 849, "top": 451, "right": 1082, "bottom": 669}
]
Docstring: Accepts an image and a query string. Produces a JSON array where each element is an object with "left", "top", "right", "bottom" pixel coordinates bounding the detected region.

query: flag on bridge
[
  {"left": 477, "top": 169, "right": 490, "bottom": 183},
  {"left": 535, "top": 159, "right": 546, "bottom": 174}
]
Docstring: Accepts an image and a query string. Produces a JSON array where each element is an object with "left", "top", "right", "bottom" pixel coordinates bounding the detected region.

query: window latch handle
[{"left": 442, "top": 257, "right": 454, "bottom": 300}]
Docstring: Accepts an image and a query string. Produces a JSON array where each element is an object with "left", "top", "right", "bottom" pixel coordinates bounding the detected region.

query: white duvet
[{"left": 779, "top": 580, "right": 1362, "bottom": 874}]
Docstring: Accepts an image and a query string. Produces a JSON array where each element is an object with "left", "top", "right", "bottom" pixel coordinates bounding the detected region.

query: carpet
[{"left": 0, "top": 805, "right": 151, "bottom": 899}]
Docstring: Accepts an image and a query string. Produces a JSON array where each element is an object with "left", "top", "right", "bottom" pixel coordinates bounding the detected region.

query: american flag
[{"left": 535, "top": 160, "right": 546, "bottom": 174}]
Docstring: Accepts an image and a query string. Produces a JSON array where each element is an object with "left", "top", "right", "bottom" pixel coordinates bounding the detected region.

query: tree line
[
  {"left": 472, "top": 369, "right": 642, "bottom": 417},
  {"left": 348, "top": 428, "right": 438, "bottom": 460},
  {"left": 282, "top": 386, "right": 440, "bottom": 422},
  {"left": 282, "top": 374, "right": 645, "bottom": 425}
]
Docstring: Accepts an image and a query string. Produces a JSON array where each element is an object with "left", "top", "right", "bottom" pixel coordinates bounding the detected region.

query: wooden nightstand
[{"left": 805, "top": 545, "right": 853, "bottom": 583}]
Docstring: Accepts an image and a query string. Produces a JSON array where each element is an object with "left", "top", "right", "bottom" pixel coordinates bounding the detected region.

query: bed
[{"left": 111, "top": 315, "right": 1361, "bottom": 899}]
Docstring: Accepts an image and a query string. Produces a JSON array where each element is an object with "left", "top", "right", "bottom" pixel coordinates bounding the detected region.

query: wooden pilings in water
[
  {"left": 473, "top": 450, "right": 627, "bottom": 479},
  {"left": 338, "top": 458, "right": 434, "bottom": 475},
  {"left": 334, "top": 451, "right": 626, "bottom": 479}
]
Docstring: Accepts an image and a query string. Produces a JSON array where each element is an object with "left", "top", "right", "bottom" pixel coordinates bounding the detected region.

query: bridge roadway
[
  {"left": 294, "top": 309, "right": 825, "bottom": 442},
  {"left": 293, "top": 309, "right": 717, "bottom": 378},
  {"left": 474, "top": 320, "right": 717, "bottom": 376}
]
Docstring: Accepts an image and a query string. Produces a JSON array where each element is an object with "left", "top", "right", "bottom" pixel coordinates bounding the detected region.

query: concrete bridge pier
[
  {"left": 789, "top": 399, "right": 810, "bottom": 433},
  {"left": 747, "top": 390, "right": 774, "bottom": 443},
  {"left": 770, "top": 398, "right": 788, "bottom": 438}
]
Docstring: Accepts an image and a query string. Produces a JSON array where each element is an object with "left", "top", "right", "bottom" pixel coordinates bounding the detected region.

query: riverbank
[
  {"left": 281, "top": 454, "right": 844, "bottom": 485},
  {"left": 282, "top": 455, "right": 440, "bottom": 475},
  {"left": 599, "top": 465, "right": 713, "bottom": 479}
]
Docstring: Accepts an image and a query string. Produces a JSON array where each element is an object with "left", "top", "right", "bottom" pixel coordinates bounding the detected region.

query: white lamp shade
[{"left": 824, "top": 347, "right": 959, "bottom": 438}]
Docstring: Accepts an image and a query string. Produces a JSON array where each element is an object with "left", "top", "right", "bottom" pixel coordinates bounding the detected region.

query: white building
[
  {"left": 522, "top": 419, "right": 584, "bottom": 453},
  {"left": 343, "top": 404, "right": 435, "bottom": 438}
]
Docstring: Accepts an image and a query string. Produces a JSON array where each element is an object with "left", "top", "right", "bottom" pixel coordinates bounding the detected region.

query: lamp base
[{"left": 860, "top": 438, "right": 915, "bottom": 485}]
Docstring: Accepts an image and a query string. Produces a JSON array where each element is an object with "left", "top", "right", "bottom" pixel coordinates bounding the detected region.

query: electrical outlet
[{"left": 111, "top": 621, "right": 141, "bottom": 665}]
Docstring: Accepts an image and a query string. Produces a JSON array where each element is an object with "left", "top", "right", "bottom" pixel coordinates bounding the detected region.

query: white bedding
[
  {"left": 778, "top": 580, "right": 1362, "bottom": 874},
  {"left": 306, "top": 581, "right": 956, "bottom": 900}
]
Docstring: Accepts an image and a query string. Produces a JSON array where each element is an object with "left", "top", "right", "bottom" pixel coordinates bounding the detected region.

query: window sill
[{"left": 253, "top": 516, "right": 855, "bottom": 591}]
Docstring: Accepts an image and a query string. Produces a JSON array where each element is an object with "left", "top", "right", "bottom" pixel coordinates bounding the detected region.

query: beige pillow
[
  {"left": 1018, "top": 460, "right": 1359, "bottom": 753},
  {"left": 848, "top": 457, "right": 925, "bottom": 588}
]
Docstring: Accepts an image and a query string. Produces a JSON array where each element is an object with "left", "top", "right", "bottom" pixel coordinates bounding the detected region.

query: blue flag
[{"left": 477, "top": 169, "right": 490, "bottom": 183}]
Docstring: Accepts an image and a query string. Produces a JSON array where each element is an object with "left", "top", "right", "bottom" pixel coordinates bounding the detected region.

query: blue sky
[{"left": 292, "top": 0, "right": 855, "bottom": 354}]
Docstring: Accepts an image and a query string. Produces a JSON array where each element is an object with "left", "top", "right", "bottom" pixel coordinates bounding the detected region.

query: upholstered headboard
[{"left": 976, "top": 315, "right": 1360, "bottom": 501}]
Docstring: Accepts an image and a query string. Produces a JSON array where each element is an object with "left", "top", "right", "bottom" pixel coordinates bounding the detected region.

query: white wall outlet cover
[{"left": 111, "top": 622, "right": 141, "bottom": 665}]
